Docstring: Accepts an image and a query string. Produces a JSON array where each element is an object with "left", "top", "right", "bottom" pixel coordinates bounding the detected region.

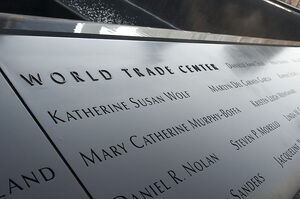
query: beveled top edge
[{"left": 0, "top": 12, "right": 299, "bottom": 46}]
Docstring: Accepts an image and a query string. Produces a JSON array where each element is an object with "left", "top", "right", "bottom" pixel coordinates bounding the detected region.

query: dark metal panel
[
  {"left": 128, "top": 0, "right": 300, "bottom": 41},
  {"left": 1, "top": 34, "right": 300, "bottom": 198},
  {"left": 0, "top": 0, "right": 84, "bottom": 20}
]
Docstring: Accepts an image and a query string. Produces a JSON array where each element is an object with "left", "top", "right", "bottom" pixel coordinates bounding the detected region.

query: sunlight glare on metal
[
  {"left": 74, "top": 23, "right": 85, "bottom": 33},
  {"left": 263, "top": 0, "right": 292, "bottom": 12}
]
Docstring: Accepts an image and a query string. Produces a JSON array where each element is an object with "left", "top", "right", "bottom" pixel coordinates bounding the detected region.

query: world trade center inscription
[{"left": 0, "top": 34, "right": 300, "bottom": 199}]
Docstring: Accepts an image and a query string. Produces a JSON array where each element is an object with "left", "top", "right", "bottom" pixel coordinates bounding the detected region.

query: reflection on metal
[
  {"left": 57, "top": 0, "right": 173, "bottom": 29},
  {"left": 0, "top": 12, "right": 300, "bottom": 46},
  {"left": 74, "top": 22, "right": 84, "bottom": 33},
  {"left": 99, "top": 26, "right": 142, "bottom": 36},
  {"left": 263, "top": 0, "right": 292, "bottom": 12},
  {"left": 278, "top": 0, "right": 300, "bottom": 9},
  {"left": 128, "top": 0, "right": 300, "bottom": 41}
]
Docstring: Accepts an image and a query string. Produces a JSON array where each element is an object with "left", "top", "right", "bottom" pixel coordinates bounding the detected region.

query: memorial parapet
[{"left": 0, "top": 32, "right": 300, "bottom": 199}]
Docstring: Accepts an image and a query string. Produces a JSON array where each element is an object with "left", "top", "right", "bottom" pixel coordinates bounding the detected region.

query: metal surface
[
  {"left": 0, "top": 13, "right": 300, "bottom": 46},
  {"left": 0, "top": 71, "right": 88, "bottom": 198},
  {"left": 1, "top": 0, "right": 300, "bottom": 42},
  {"left": 0, "top": 34, "right": 300, "bottom": 198},
  {"left": 0, "top": 0, "right": 84, "bottom": 20},
  {"left": 277, "top": 0, "right": 300, "bottom": 10},
  {"left": 128, "top": 0, "right": 300, "bottom": 41},
  {"left": 56, "top": 0, "right": 174, "bottom": 28}
]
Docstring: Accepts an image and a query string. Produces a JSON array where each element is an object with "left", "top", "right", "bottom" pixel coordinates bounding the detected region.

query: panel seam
[{"left": 0, "top": 67, "right": 93, "bottom": 199}]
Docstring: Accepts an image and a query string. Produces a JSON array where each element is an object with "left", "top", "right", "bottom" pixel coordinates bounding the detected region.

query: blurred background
[{"left": 0, "top": 0, "right": 300, "bottom": 41}]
